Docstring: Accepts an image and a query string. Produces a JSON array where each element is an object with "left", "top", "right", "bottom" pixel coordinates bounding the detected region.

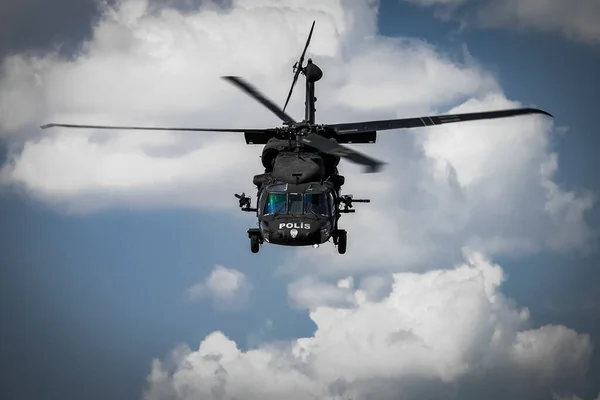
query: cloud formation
[
  {"left": 288, "top": 276, "right": 356, "bottom": 310},
  {"left": 187, "top": 265, "right": 250, "bottom": 309},
  {"left": 145, "top": 252, "right": 594, "bottom": 400},
  {"left": 0, "top": 0, "right": 494, "bottom": 214},
  {"left": 0, "top": 0, "right": 593, "bottom": 267},
  {"left": 0, "top": 0, "right": 378, "bottom": 212},
  {"left": 403, "top": 0, "right": 600, "bottom": 43},
  {"left": 0, "top": 0, "right": 597, "bottom": 398},
  {"left": 280, "top": 92, "right": 595, "bottom": 276}
]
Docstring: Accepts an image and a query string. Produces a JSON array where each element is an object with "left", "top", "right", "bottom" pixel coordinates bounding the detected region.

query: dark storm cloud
[
  {"left": 0, "top": 0, "right": 110, "bottom": 59},
  {"left": 0, "top": 0, "right": 232, "bottom": 59},
  {"left": 401, "top": 0, "right": 600, "bottom": 44}
]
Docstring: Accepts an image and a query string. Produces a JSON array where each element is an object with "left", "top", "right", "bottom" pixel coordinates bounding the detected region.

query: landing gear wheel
[
  {"left": 337, "top": 231, "right": 347, "bottom": 254},
  {"left": 250, "top": 235, "right": 260, "bottom": 253}
]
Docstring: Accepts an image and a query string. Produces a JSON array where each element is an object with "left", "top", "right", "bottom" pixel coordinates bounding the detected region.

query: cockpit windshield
[
  {"left": 263, "top": 190, "right": 331, "bottom": 216},
  {"left": 264, "top": 192, "right": 287, "bottom": 215},
  {"left": 304, "top": 193, "right": 328, "bottom": 215}
]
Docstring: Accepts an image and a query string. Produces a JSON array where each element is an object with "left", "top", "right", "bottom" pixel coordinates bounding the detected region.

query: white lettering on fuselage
[{"left": 279, "top": 222, "right": 311, "bottom": 230}]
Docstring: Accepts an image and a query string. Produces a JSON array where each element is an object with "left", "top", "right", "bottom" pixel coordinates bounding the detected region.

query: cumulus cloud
[
  {"left": 187, "top": 264, "right": 250, "bottom": 309},
  {"left": 0, "top": 0, "right": 377, "bottom": 212},
  {"left": 2, "top": 0, "right": 593, "bottom": 268},
  {"left": 0, "top": 0, "right": 497, "bottom": 214},
  {"left": 0, "top": 1, "right": 593, "bottom": 245},
  {"left": 0, "top": 1, "right": 597, "bottom": 398},
  {"left": 474, "top": 0, "right": 600, "bottom": 43},
  {"left": 279, "top": 91, "right": 596, "bottom": 275},
  {"left": 1, "top": 0, "right": 592, "bottom": 267},
  {"left": 403, "top": 0, "right": 600, "bottom": 43},
  {"left": 288, "top": 276, "right": 356, "bottom": 310},
  {"left": 246, "top": 318, "right": 274, "bottom": 349},
  {"left": 144, "top": 252, "right": 594, "bottom": 400}
]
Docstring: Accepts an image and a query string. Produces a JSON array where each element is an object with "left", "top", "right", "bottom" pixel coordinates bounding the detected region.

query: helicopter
[{"left": 40, "top": 21, "right": 553, "bottom": 254}]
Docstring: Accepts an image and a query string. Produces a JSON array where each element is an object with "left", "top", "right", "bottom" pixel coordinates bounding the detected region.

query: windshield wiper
[
  {"left": 307, "top": 209, "right": 319, "bottom": 218},
  {"left": 303, "top": 205, "right": 325, "bottom": 218}
]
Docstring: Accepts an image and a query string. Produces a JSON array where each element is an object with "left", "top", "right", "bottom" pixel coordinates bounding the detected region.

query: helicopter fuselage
[
  {"left": 250, "top": 178, "right": 342, "bottom": 250},
  {"left": 237, "top": 148, "right": 365, "bottom": 254}
]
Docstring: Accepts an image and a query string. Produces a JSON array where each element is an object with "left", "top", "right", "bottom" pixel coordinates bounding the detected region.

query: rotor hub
[{"left": 305, "top": 59, "right": 323, "bottom": 82}]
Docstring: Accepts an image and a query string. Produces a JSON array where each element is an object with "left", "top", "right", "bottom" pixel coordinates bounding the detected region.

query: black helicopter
[{"left": 41, "top": 21, "right": 553, "bottom": 254}]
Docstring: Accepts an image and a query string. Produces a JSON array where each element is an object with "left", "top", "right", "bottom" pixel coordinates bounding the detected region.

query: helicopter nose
[{"left": 273, "top": 220, "right": 320, "bottom": 240}]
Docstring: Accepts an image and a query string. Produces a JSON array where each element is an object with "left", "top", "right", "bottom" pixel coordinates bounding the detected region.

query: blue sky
[{"left": 1, "top": 1, "right": 599, "bottom": 400}]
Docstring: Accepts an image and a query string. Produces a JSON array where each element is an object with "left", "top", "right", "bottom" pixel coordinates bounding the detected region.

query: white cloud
[
  {"left": 357, "top": 274, "right": 393, "bottom": 301},
  {"left": 187, "top": 264, "right": 250, "bottom": 309},
  {"left": 0, "top": 2, "right": 593, "bottom": 244},
  {"left": 3, "top": 0, "right": 592, "bottom": 264},
  {"left": 144, "top": 252, "right": 593, "bottom": 400},
  {"left": 403, "top": 0, "right": 600, "bottom": 43},
  {"left": 474, "top": 0, "right": 600, "bottom": 43},
  {"left": 0, "top": 0, "right": 378, "bottom": 212},
  {"left": 278, "top": 91, "right": 595, "bottom": 275},
  {"left": 0, "top": 1, "right": 597, "bottom": 398},
  {"left": 288, "top": 276, "right": 356, "bottom": 310},
  {"left": 246, "top": 318, "right": 274, "bottom": 349},
  {"left": 0, "top": 0, "right": 498, "bottom": 214}
]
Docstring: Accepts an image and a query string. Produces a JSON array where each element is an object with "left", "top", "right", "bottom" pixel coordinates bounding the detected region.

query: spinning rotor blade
[
  {"left": 300, "top": 133, "right": 385, "bottom": 173},
  {"left": 330, "top": 107, "right": 553, "bottom": 135},
  {"left": 40, "top": 123, "right": 265, "bottom": 132},
  {"left": 283, "top": 20, "right": 315, "bottom": 112},
  {"left": 222, "top": 76, "right": 297, "bottom": 125}
]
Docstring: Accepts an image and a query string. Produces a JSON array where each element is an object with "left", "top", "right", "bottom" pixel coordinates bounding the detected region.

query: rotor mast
[
  {"left": 282, "top": 21, "right": 318, "bottom": 124},
  {"left": 304, "top": 58, "right": 322, "bottom": 124}
]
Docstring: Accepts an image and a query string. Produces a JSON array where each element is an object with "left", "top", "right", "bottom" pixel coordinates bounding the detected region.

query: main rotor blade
[
  {"left": 40, "top": 123, "right": 267, "bottom": 132},
  {"left": 283, "top": 20, "right": 315, "bottom": 112},
  {"left": 300, "top": 133, "right": 385, "bottom": 173},
  {"left": 329, "top": 107, "right": 553, "bottom": 135},
  {"left": 221, "top": 76, "right": 297, "bottom": 125}
]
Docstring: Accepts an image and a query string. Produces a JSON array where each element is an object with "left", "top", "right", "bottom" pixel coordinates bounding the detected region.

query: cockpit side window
[
  {"left": 264, "top": 193, "right": 287, "bottom": 215},
  {"left": 304, "top": 193, "right": 329, "bottom": 216},
  {"left": 327, "top": 192, "right": 336, "bottom": 215}
]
